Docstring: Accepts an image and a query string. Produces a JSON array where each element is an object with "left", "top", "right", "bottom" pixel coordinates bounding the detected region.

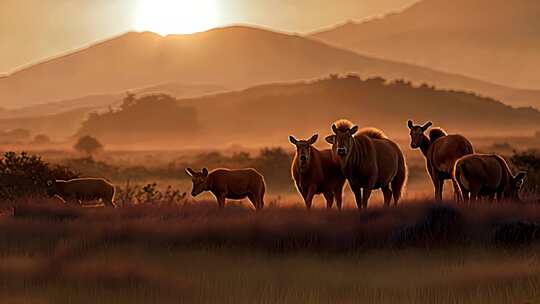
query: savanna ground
[
  {"left": 0, "top": 136, "right": 539, "bottom": 303},
  {"left": 1, "top": 201, "right": 540, "bottom": 304}
]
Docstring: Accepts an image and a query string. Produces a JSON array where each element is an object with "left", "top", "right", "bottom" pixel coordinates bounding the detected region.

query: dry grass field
[{"left": 1, "top": 200, "right": 540, "bottom": 303}]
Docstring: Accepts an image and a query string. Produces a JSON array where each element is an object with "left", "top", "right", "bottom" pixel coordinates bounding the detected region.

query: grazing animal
[
  {"left": 185, "top": 168, "right": 266, "bottom": 210},
  {"left": 47, "top": 178, "right": 116, "bottom": 208},
  {"left": 289, "top": 134, "right": 346, "bottom": 209},
  {"left": 326, "top": 120, "right": 407, "bottom": 209},
  {"left": 407, "top": 120, "right": 473, "bottom": 201},
  {"left": 454, "top": 154, "right": 526, "bottom": 201}
]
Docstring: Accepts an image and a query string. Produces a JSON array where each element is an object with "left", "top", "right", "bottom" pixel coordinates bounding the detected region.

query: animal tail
[
  {"left": 452, "top": 160, "right": 465, "bottom": 203},
  {"left": 391, "top": 152, "right": 408, "bottom": 204}
]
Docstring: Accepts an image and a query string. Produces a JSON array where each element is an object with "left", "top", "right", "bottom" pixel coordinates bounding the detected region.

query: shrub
[
  {"left": 74, "top": 136, "right": 103, "bottom": 157},
  {"left": 0, "top": 152, "right": 79, "bottom": 201},
  {"left": 510, "top": 150, "right": 540, "bottom": 195}
]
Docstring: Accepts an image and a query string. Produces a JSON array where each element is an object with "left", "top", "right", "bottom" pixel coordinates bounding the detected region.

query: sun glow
[{"left": 135, "top": 0, "right": 219, "bottom": 35}]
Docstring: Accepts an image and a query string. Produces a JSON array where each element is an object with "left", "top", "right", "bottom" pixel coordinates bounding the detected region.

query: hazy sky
[{"left": 0, "top": 0, "right": 417, "bottom": 74}]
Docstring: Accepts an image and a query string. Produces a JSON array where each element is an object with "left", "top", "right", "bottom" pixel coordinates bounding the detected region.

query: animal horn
[{"left": 407, "top": 120, "right": 414, "bottom": 129}]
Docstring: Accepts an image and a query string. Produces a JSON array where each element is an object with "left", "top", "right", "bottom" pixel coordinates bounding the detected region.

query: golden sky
[{"left": 0, "top": 0, "right": 417, "bottom": 74}]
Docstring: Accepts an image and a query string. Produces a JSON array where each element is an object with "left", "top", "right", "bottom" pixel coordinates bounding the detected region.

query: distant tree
[
  {"left": 32, "top": 134, "right": 51, "bottom": 145},
  {"left": 74, "top": 136, "right": 103, "bottom": 157},
  {"left": 120, "top": 92, "right": 137, "bottom": 110}
]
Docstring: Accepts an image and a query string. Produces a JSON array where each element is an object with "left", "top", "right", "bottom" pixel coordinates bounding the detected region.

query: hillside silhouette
[
  {"left": 1, "top": 26, "right": 539, "bottom": 109},
  {"left": 312, "top": 0, "right": 540, "bottom": 89},
  {"left": 182, "top": 75, "right": 540, "bottom": 146},
  {"left": 0, "top": 82, "right": 224, "bottom": 139},
  {"left": 76, "top": 93, "right": 198, "bottom": 145},
  {"left": 38, "top": 75, "right": 540, "bottom": 148}
]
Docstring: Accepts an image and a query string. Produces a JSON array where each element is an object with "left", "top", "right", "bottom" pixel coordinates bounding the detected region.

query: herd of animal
[{"left": 47, "top": 119, "right": 527, "bottom": 210}]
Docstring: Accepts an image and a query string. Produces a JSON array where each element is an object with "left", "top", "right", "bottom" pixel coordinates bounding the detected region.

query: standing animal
[
  {"left": 185, "top": 168, "right": 265, "bottom": 210},
  {"left": 453, "top": 154, "right": 526, "bottom": 201},
  {"left": 325, "top": 120, "right": 407, "bottom": 209},
  {"left": 47, "top": 178, "right": 116, "bottom": 208},
  {"left": 289, "top": 134, "right": 346, "bottom": 209},
  {"left": 407, "top": 120, "right": 473, "bottom": 201}
]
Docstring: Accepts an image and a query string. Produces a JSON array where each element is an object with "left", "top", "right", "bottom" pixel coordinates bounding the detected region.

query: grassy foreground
[{"left": 0, "top": 200, "right": 539, "bottom": 303}]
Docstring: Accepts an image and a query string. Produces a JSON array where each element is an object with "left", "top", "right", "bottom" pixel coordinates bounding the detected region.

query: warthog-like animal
[
  {"left": 185, "top": 168, "right": 265, "bottom": 210},
  {"left": 326, "top": 120, "right": 407, "bottom": 209},
  {"left": 408, "top": 120, "right": 473, "bottom": 201},
  {"left": 453, "top": 154, "right": 526, "bottom": 201},
  {"left": 47, "top": 178, "right": 116, "bottom": 208},
  {"left": 289, "top": 134, "right": 346, "bottom": 209}
]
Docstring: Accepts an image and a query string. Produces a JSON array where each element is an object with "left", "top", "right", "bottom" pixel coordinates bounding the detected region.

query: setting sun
[{"left": 135, "top": 0, "right": 219, "bottom": 35}]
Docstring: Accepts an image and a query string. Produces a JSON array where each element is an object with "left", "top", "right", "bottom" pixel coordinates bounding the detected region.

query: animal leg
[
  {"left": 323, "top": 192, "right": 334, "bottom": 209},
  {"left": 304, "top": 186, "right": 316, "bottom": 210},
  {"left": 216, "top": 193, "right": 226, "bottom": 209},
  {"left": 362, "top": 188, "right": 372, "bottom": 209},
  {"left": 248, "top": 193, "right": 263, "bottom": 210},
  {"left": 334, "top": 188, "right": 343, "bottom": 211},
  {"left": 433, "top": 177, "right": 444, "bottom": 201},
  {"left": 382, "top": 186, "right": 393, "bottom": 208},
  {"left": 351, "top": 186, "right": 362, "bottom": 210},
  {"left": 104, "top": 199, "right": 117, "bottom": 208}
]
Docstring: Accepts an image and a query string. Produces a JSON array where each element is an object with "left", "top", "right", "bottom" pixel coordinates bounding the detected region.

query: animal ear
[
  {"left": 185, "top": 167, "right": 195, "bottom": 177},
  {"left": 325, "top": 135, "right": 335, "bottom": 144},
  {"left": 308, "top": 134, "right": 318, "bottom": 145},
  {"left": 332, "top": 124, "right": 338, "bottom": 133},
  {"left": 421, "top": 121, "right": 433, "bottom": 131},
  {"left": 289, "top": 136, "right": 298, "bottom": 145},
  {"left": 350, "top": 125, "right": 359, "bottom": 135},
  {"left": 202, "top": 168, "right": 209, "bottom": 176},
  {"left": 407, "top": 120, "right": 414, "bottom": 129}
]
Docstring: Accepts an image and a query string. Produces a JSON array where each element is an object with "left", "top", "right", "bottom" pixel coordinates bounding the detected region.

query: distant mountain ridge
[
  {"left": 1, "top": 76, "right": 538, "bottom": 146},
  {"left": 311, "top": 0, "right": 540, "bottom": 89},
  {"left": 1, "top": 26, "right": 540, "bottom": 110}
]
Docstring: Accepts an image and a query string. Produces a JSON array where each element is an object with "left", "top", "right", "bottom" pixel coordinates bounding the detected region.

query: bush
[
  {"left": 511, "top": 150, "right": 540, "bottom": 195},
  {"left": 115, "top": 181, "right": 187, "bottom": 207},
  {"left": 0, "top": 152, "right": 79, "bottom": 201}
]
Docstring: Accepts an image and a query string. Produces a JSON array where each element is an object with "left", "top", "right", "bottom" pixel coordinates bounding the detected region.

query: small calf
[
  {"left": 47, "top": 178, "right": 117, "bottom": 208},
  {"left": 186, "top": 168, "right": 265, "bottom": 210}
]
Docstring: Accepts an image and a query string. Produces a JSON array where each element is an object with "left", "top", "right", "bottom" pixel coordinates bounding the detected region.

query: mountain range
[
  {"left": 311, "top": 0, "right": 540, "bottom": 89},
  {"left": 1, "top": 26, "right": 539, "bottom": 110}
]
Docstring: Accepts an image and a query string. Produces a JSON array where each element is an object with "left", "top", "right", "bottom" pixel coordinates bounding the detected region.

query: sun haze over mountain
[
  {"left": 312, "top": 0, "right": 540, "bottom": 89},
  {"left": 2, "top": 26, "right": 540, "bottom": 110}
]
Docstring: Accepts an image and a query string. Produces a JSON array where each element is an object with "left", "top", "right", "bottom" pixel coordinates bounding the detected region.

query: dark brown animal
[
  {"left": 454, "top": 154, "right": 526, "bottom": 201},
  {"left": 47, "top": 178, "right": 116, "bottom": 208},
  {"left": 408, "top": 120, "right": 473, "bottom": 201},
  {"left": 326, "top": 120, "right": 407, "bottom": 209},
  {"left": 289, "top": 134, "right": 346, "bottom": 209},
  {"left": 185, "top": 168, "right": 266, "bottom": 210}
]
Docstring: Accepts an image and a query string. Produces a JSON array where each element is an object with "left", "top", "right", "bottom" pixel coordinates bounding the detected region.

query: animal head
[
  {"left": 325, "top": 119, "right": 358, "bottom": 159},
  {"left": 407, "top": 120, "right": 432, "bottom": 149},
  {"left": 185, "top": 167, "right": 209, "bottom": 197},
  {"left": 289, "top": 134, "right": 318, "bottom": 170},
  {"left": 506, "top": 172, "right": 527, "bottom": 200},
  {"left": 46, "top": 180, "right": 59, "bottom": 197}
]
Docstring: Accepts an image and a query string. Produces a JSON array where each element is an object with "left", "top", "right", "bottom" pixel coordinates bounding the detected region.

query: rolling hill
[
  {"left": 1, "top": 26, "right": 540, "bottom": 110},
  {"left": 0, "top": 82, "right": 225, "bottom": 139},
  {"left": 311, "top": 0, "right": 540, "bottom": 90},
  {"left": 6, "top": 76, "right": 529, "bottom": 148}
]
